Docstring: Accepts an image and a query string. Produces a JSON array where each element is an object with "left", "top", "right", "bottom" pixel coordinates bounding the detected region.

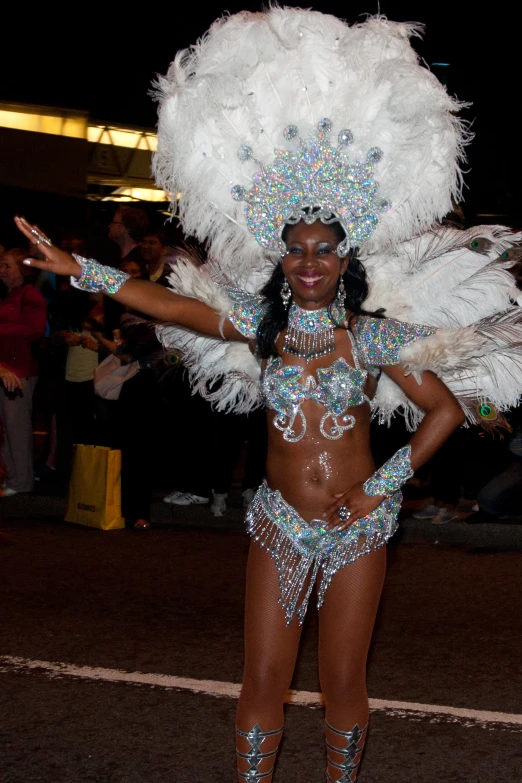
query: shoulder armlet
[
  {"left": 226, "top": 287, "right": 268, "bottom": 340},
  {"left": 354, "top": 316, "right": 437, "bottom": 367}
]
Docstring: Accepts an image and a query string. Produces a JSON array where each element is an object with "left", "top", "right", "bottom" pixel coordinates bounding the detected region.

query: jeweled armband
[
  {"left": 363, "top": 445, "right": 413, "bottom": 498},
  {"left": 70, "top": 255, "right": 130, "bottom": 295}
]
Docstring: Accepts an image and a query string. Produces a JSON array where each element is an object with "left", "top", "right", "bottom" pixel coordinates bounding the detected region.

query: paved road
[{"left": 0, "top": 518, "right": 521, "bottom": 782}]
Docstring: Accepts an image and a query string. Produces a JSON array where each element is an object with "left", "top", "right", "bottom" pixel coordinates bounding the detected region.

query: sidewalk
[{"left": 2, "top": 487, "right": 522, "bottom": 549}]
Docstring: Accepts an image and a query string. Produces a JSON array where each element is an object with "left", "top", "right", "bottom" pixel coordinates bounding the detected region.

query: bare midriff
[{"left": 263, "top": 329, "right": 377, "bottom": 522}]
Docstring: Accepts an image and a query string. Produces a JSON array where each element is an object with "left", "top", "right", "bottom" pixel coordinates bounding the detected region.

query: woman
[
  {"left": 14, "top": 10, "right": 522, "bottom": 781},
  {"left": 15, "top": 213, "right": 464, "bottom": 780},
  {"left": 0, "top": 247, "right": 47, "bottom": 494}
]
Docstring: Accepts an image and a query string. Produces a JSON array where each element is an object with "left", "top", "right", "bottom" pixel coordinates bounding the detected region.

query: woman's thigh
[
  {"left": 318, "top": 546, "right": 386, "bottom": 696},
  {"left": 241, "top": 539, "right": 303, "bottom": 698}
]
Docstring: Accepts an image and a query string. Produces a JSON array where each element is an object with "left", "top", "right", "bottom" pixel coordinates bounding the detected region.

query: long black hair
[{"left": 256, "top": 219, "right": 382, "bottom": 360}]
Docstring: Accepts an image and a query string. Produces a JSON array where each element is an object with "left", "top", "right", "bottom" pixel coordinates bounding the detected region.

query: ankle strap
[
  {"left": 236, "top": 725, "right": 283, "bottom": 743},
  {"left": 236, "top": 724, "right": 283, "bottom": 782},
  {"left": 325, "top": 722, "right": 367, "bottom": 783}
]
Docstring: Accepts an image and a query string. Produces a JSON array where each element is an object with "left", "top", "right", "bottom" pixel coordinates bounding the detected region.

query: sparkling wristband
[
  {"left": 363, "top": 445, "right": 414, "bottom": 498},
  {"left": 71, "top": 255, "right": 130, "bottom": 295}
]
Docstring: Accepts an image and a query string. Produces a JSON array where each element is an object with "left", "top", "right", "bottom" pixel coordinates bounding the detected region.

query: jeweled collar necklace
[{"left": 283, "top": 301, "right": 344, "bottom": 363}]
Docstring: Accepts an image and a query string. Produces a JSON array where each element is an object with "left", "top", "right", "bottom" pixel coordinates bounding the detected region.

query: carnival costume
[{"left": 70, "top": 8, "right": 522, "bottom": 780}]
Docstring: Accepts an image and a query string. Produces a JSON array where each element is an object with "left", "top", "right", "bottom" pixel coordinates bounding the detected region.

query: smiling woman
[
  {"left": 12, "top": 7, "right": 522, "bottom": 782},
  {"left": 256, "top": 218, "right": 375, "bottom": 363}
]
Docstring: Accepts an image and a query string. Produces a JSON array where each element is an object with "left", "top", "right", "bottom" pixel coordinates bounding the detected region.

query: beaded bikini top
[{"left": 227, "top": 292, "right": 435, "bottom": 442}]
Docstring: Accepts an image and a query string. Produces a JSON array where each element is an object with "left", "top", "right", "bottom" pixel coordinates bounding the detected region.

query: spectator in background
[
  {"left": 412, "top": 431, "right": 462, "bottom": 525},
  {"left": 51, "top": 283, "right": 103, "bottom": 478},
  {"left": 0, "top": 248, "right": 47, "bottom": 494},
  {"left": 119, "top": 257, "right": 149, "bottom": 280},
  {"left": 466, "top": 407, "right": 522, "bottom": 523},
  {"left": 33, "top": 228, "right": 91, "bottom": 481},
  {"left": 88, "top": 260, "right": 159, "bottom": 530},
  {"left": 0, "top": 391, "right": 7, "bottom": 494},
  {"left": 108, "top": 206, "right": 149, "bottom": 266},
  {"left": 141, "top": 229, "right": 170, "bottom": 282},
  {"left": 59, "top": 226, "right": 88, "bottom": 257}
]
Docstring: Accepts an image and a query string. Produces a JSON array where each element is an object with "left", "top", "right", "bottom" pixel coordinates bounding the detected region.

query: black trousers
[
  {"left": 160, "top": 372, "right": 267, "bottom": 497},
  {"left": 211, "top": 407, "right": 267, "bottom": 495},
  {"left": 57, "top": 380, "right": 96, "bottom": 479},
  {"left": 118, "top": 371, "right": 158, "bottom": 522}
]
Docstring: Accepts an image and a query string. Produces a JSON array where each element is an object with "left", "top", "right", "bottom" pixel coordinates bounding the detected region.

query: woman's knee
[
  {"left": 241, "top": 661, "right": 292, "bottom": 707},
  {"left": 320, "top": 660, "right": 367, "bottom": 709}
]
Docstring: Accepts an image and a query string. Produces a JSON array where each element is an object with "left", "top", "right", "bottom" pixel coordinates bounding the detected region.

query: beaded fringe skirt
[{"left": 246, "top": 481, "right": 401, "bottom": 625}]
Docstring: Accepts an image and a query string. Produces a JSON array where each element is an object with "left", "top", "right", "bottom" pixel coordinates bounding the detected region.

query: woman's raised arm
[{"left": 14, "top": 217, "right": 247, "bottom": 342}]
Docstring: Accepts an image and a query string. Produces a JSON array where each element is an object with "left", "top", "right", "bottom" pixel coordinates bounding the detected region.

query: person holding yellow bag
[{"left": 88, "top": 259, "right": 161, "bottom": 531}]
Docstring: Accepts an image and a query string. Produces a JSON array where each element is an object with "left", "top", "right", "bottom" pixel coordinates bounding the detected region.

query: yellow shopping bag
[{"left": 65, "top": 444, "right": 124, "bottom": 530}]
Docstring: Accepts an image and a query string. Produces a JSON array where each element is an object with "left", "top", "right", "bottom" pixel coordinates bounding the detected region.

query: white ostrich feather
[
  {"left": 364, "top": 225, "right": 522, "bottom": 325},
  {"left": 153, "top": 8, "right": 468, "bottom": 278},
  {"left": 365, "top": 226, "right": 522, "bottom": 426},
  {"left": 155, "top": 257, "right": 261, "bottom": 413}
]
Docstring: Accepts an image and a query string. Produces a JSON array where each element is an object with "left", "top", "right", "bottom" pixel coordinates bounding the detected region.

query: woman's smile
[
  {"left": 296, "top": 272, "right": 324, "bottom": 287},
  {"left": 282, "top": 220, "right": 348, "bottom": 308}
]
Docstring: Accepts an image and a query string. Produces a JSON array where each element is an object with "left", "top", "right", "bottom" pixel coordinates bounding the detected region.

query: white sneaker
[
  {"left": 242, "top": 488, "right": 256, "bottom": 508},
  {"left": 167, "top": 491, "right": 209, "bottom": 506},
  {"left": 211, "top": 492, "right": 228, "bottom": 517},
  {"left": 431, "top": 508, "right": 459, "bottom": 525},
  {"left": 412, "top": 503, "right": 439, "bottom": 520},
  {"left": 1, "top": 487, "right": 18, "bottom": 497},
  {"left": 163, "top": 490, "right": 183, "bottom": 504}
]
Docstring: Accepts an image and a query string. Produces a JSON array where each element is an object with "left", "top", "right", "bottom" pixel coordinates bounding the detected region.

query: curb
[{"left": 2, "top": 493, "right": 522, "bottom": 548}]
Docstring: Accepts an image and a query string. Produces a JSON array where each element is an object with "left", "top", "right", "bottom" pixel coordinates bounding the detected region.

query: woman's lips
[{"left": 296, "top": 274, "right": 324, "bottom": 288}]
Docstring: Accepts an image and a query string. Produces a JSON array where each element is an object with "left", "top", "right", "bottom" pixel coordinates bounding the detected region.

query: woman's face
[
  {"left": 281, "top": 220, "right": 347, "bottom": 310},
  {"left": 0, "top": 254, "right": 24, "bottom": 290},
  {"left": 121, "top": 260, "right": 144, "bottom": 278}
]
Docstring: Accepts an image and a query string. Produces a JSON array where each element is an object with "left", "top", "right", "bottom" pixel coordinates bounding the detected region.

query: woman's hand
[
  {"left": 14, "top": 217, "right": 81, "bottom": 278},
  {"left": 0, "top": 366, "right": 23, "bottom": 393},
  {"left": 63, "top": 331, "right": 82, "bottom": 347},
  {"left": 79, "top": 335, "right": 99, "bottom": 352},
  {"left": 324, "top": 481, "right": 385, "bottom": 530}
]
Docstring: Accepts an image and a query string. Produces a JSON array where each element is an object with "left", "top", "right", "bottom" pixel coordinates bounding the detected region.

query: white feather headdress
[
  {"left": 152, "top": 7, "right": 522, "bottom": 430},
  {"left": 153, "top": 8, "right": 469, "bottom": 280}
]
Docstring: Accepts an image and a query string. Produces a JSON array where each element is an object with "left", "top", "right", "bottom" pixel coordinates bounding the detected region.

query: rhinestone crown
[{"left": 231, "top": 119, "right": 390, "bottom": 255}]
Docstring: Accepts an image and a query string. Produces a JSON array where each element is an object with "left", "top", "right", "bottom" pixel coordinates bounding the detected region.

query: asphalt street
[{"left": 0, "top": 511, "right": 521, "bottom": 783}]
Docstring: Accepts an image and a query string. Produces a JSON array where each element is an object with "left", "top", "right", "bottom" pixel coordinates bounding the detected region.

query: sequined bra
[
  {"left": 227, "top": 290, "right": 436, "bottom": 442},
  {"left": 260, "top": 348, "right": 367, "bottom": 442}
]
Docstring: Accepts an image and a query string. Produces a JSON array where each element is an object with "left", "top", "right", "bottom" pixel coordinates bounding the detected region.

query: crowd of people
[
  {"left": 0, "top": 204, "right": 267, "bottom": 528},
  {"left": 1, "top": 202, "right": 522, "bottom": 530}
]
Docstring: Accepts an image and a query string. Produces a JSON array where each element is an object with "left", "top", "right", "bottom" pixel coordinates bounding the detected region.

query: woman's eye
[
  {"left": 317, "top": 246, "right": 333, "bottom": 254},
  {"left": 288, "top": 247, "right": 303, "bottom": 254}
]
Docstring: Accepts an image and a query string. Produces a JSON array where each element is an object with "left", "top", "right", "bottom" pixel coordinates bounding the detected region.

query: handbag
[
  {"left": 93, "top": 354, "right": 139, "bottom": 400},
  {"left": 65, "top": 444, "right": 124, "bottom": 530}
]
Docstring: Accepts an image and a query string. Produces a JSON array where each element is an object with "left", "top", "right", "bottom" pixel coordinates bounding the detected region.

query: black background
[{"left": 1, "top": 2, "right": 520, "bottom": 220}]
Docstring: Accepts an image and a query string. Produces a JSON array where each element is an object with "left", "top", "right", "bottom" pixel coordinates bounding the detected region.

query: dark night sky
[{"left": 1, "top": 2, "right": 520, "bottom": 218}]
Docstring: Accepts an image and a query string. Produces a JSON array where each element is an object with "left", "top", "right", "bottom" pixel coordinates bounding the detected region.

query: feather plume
[
  {"left": 365, "top": 226, "right": 522, "bottom": 427},
  {"left": 153, "top": 8, "right": 468, "bottom": 278},
  {"left": 155, "top": 255, "right": 262, "bottom": 413}
]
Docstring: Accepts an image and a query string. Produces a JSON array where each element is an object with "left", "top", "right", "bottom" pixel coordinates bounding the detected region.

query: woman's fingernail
[{"left": 23, "top": 259, "right": 32, "bottom": 266}]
